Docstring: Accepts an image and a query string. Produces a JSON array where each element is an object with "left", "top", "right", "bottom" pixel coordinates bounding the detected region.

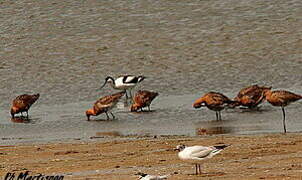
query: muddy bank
[{"left": 1, "top": 133, "right": 302, "bottom": 179}]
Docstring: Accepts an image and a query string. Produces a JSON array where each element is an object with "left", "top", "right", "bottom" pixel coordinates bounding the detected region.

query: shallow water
[{"left": 0, "top": 0, "right": 302, "bottom": 144}]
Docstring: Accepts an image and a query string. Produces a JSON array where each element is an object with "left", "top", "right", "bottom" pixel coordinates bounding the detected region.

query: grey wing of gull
[{"left": 189, "top": 146, "right": 215, "bottom": 159}]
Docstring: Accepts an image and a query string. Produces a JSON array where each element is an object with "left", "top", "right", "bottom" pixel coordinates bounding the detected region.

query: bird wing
[
  {"left": 237, "top": 85, "right": 259, "bottom": 98},
  {"left": 273, "top": 91, "right": 302, "bottom": 103},
  {"left": 13, "top": 94, "right": 39, "bottom": 109},
  {"left": 186, "top": 146, "right": 213, "bottom": 159},
  {"left": 12, "top": 98, "right": 28, "bottom": 109},
  {"left": 123, "top": 75, "right": 138, "bottom": 84},
  {"left": 208, "top": 92, "right": 231, "bottom": 105},
  {"left": 139, "top": 91, "right": 158, "bottom": 104}
]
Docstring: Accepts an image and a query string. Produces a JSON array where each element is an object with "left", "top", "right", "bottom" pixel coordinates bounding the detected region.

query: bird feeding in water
[
  {"left": 193, "top": 92, "right": 234, "bottom": 120},
  {"left": 11, "top": 94, "right": 40, "bottom": 119},
  {"left": 100, "top": 75, "right": 145, "bottom": 99},
  {"left": 86, "top": 91, "right": 125, "bottom": 121},
  {"left": 131, "top": 90, "right": 159, "bottom": 112},
  {"left": 263, "top": 89, "right": 302, "bottom": 133},
  {"left": 232, "top": 84, "right": 272, "bottom": 109},
  {"left": 175, "top": 144, "right": 229, "bottom": 175}
]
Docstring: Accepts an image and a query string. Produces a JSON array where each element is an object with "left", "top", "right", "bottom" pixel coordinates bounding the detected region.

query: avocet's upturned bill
[
  {"left": 175, "top": 144, "right": 229, "bottom": 175},
  {"left": 100, "top": 75, "right": 145, "bottom": 99}
]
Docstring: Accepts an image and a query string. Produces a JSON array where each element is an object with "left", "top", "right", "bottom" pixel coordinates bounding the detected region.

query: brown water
[{"left": 1, "top": 0, "right": 302, "bottom": 144}]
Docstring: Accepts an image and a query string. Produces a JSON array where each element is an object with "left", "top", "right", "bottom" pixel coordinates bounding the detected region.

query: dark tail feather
[
  {"left": 214, "top": 144, "right": 230, "bottom": 150},
  {"left": 138, "top": 76, "right": 145, "bottom": 82},
  {"left": 31, "top": 93, "right": 40, "bottom": 103}
]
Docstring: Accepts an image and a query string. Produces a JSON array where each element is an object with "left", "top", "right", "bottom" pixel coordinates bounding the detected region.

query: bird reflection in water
[{"left": 195, "top": 126, "right": 233, "bottom": 136}]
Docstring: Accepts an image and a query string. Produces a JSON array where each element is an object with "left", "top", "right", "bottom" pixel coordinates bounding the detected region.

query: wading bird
[
  {"left": 175, "top": 144, "right": 229, "bottom": 175},
  {"left": 263, "top": 89, "right": 302, "bottom": 133},
  {"left": 131, "top": 90, "right": 159, "bottom": 112},
  {"left": 86, "top": 91, "right": 125, "bottom": 121},
  {"left": 193, "top": 92, "right": 234, "bottom": 120},
  {"left": 100, "top": 75, "right": 145, "bottom": 99},
  {"left": 11, "top": 94, "right": 40, "bottom": 118},
  {"left": 232, "top": 85, "right": 272, "bottom": 109}
]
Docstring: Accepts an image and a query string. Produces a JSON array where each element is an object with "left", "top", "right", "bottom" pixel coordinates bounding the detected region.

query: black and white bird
[
  {"left": 175, "top": 144, "right": 229, "bottom": 175},
  {"left": 100, "top": 75, "right": 145, "bottom": 99},
  {"left": 135, "top": 172, "right": 169, "bottom": 180}
]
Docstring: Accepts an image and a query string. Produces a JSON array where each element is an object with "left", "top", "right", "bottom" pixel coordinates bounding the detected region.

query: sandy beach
[{"left": 1, "top": 133, "right": 302, "bottom": 179}]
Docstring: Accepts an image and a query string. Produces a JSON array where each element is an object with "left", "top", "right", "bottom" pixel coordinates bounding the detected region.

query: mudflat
[{"left": 1, "top": 133, "right": 302, "bottom": 179}]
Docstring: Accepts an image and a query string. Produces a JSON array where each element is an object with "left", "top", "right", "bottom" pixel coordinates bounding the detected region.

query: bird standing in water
[
  {"left": 193, "top": 92, "right": 234, "bottom": 120},
  {"left": 263, "top": 89, "right": 302, "bottom": 133},
  {"left": 175, "top": 144, "right": 229, "bottom": 175},
  {"left": 100, "top": 75, "right": 145, "bottom": 99},
  {"left": 86, "top": 91, "right": 125, "bottom": 121},
  {"left": 11, "top": 94, "right": 40, "bottom": 118},
  {"left": 232, "top": 85, "right": 272, "bottom": 109},
  {"left": 130, "top": 90, "right": 159, "bottom": 112}
]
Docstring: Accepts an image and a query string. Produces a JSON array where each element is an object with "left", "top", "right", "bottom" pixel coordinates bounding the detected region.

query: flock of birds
[
  {"left": 10, "top": 75, "right": 302, "bottom": 133},
  {"left": 9, "top": 75, "right": 302, "bottom": 179}
]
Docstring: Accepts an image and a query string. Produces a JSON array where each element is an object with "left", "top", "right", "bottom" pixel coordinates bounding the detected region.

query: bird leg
[
  {"left": 219, "top": 111, "right": 222, "bottom": 120},
  {"left": 105, "top": 112, "right": 110, "bottom": 120},
  {"left": 198, "top": 164, "right": 201, "bottom": 175},
  {"left": 195, "top": 164, "right": 198, "bottom": 175},
  {"left": 26, "top": 110, "right": 29, "bottom": 119},
  {"left": 216, "top": 111, "right": 219, "bottom": 121},
  {"left": 148, "top": 106, "right": 151, "bottom": 112},
  {"left": 110, "top": 112, "right": 115, "bottom": 119},
  {"left": 281, "top": 107, "right": 286, "bottom": 133},
  {"left": 129, "top": 89, "right": 133, "bottom": 98},
  {"left": 126, "top": 91, "right": 129, "bottom": 99}
]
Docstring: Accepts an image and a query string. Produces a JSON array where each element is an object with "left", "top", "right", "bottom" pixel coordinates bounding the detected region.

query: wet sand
[{"left": 1, "top": 133, "right": 302, "bottom": 179}]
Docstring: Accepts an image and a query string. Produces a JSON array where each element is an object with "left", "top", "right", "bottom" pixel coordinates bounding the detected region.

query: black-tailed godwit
[
  {"left": 86, "top": 92, "right": 125, "bottom": 121},
  {"left": 193, "top": 92, "right": 234, "bottom": 120},
  {"left": 232, "top": 85, "right": 272, "bottom": 109},
  {"left": 11, "top": 94, "right": 40, "bottom": 118},
  {"left": 130, "top": 90, "right": 159, "bottom": 112},
  {"left": 263, "top": 89, "right": 302, "bottom": 133}
]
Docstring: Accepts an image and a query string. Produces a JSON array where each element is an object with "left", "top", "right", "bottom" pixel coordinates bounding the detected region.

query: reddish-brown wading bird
[
  {"left": 232, "top": 85, "right": 272, "bottom": 109},
  {"left": 130, "top": 90, "right": 159, "bottom": 112},
  {"left": 193, "top": 92, "right": 234, "bottom": 120},
  {"left": 86, "top": 91, "right": 125, "bottom": 121},
  {"left": 11, "top": 94, "right": 40, "bottom": 118},
  {"left": 263, "top": 89, "right": 302, "bottom": 133}
]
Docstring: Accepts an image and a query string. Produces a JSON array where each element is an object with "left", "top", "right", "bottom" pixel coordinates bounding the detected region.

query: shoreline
[{"left": 1, "top": 133, "right": 302, "bottom": 179}]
